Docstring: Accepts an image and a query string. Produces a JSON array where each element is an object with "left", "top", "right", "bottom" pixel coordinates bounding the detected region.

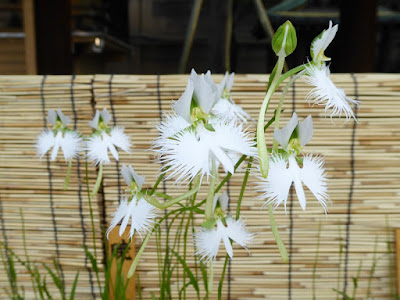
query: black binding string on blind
[
  {"left": 343, "top": 73, "right": 359, "bottom": 297},
  {"left": 40, "top": 75, "right": 65, "bottom": 292},
  {"left": 90, "top": 78, "right": 108, "bottom": 268},
  {"left": 156, "top": 74, "right": 168, "bottom": 228},
  {"left": 108, "top": 74, "right": 122, "bottom": 201},
  {"left": 288, "top": 78, "right": 296, "bottom": 300},
  {"left": 70, "top": 75, "right": 95, "bottom": 298}
]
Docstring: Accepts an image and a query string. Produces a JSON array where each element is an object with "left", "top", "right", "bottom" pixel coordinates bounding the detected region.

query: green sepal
[
  {"left": 201, "top": 218, "right": 216, "bottom": 229},
  {"left": 295, "top": 156, "right": 303, "bottom": 165},
  {"left": 204, "top": 124, "right": 215, "bottom": 132},
  {"left": 310, "top": 30, "right": 324, "bottom": 61}
]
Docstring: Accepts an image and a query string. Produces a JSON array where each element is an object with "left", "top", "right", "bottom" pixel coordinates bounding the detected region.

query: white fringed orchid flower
[
  {"left": 304, "top": 64, "right": 359, "bottom": 122},
  {"left": 310, "top": 20, "right": 338, "bottom": 64},
  {"left": 304, "top": 21, "right": 359, "bottom": 122},
  {"left": 86, "top": 108, "right": 131, "bottom": 165},
  {"left": 107, "top": 165, "right": 156, "bottom": 240},
  {"left": 36, "top": 108, "right": 82, "bottom": 161},
  {"left": 154, "top": 70, "right": 256, "bottom": 184},
  {"left": 258, "top": 113, "right": 329, "bottom": 212},
  {"left": 194, "top": 193, "right": 253, "bottom": 261},
  {"left": 257, "top": 155, "right": 329, "bottom": 212},
  {"left": 209, "top": 72, "right": 251, "bottom": 123}
]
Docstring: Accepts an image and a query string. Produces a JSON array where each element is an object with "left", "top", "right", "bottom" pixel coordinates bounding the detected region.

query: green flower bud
[{"left": 272, "top": 20, "right": 297, "bottom": 57}]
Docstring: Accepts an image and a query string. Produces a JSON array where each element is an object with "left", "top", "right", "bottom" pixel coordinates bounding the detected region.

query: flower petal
[
  {"left": 225, "top": 217, "right": 253, "bottom": 249},
  {"left": 274, "top": 112, "right": 299, "bottom": 149},
  {"left": 173, "top": 79, "right": 194, "bottom": 123},
  {"left": 60, "top": 131, "right": 82, "bottom": 161},
  {"left": 256, "top": 155, "right": 293, "bottom": 211},
  {"left": 311, "top": 20, "right": 338, "bottom": 60},
  {"left": 304, "top": 64, "right": 358, "bottom": 122},
  {"left": 194, "top": 226, "right": 222, "bottom": 261},
  {"left": 297, "top": 115, "right": 313, "bottom": 147},
  {"left": 50, "top": 131, "right": 63, "bottom": 161},
  {"left": 36, "top": 130, "right": 55, "bottom": 158},
  {"left": 101, "top": 108, "right": 112, "bottom": 125},
  {"left": 300, "top": 155, "right": 329, "bottom": 212},
  {"left": 56, "top": 108, "right": 71, "bottom": 126},
  {"left": 110, "top": 126, "right": 131, "bottom": 153},
  {"left": 89, "top": 110, "right": 100, "bottom": 129},
  {"left": 190, "top": 69, "right": 219, "bottom": 114},
  {"left": 47, "top": 109, "right": 57, "bottom": 125}
]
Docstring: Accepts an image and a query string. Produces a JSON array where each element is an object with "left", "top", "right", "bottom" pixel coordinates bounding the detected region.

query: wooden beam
[
  {"left": 335, "top": 0, "right": 378, "bottom": 72},
  {"left": 22, "top": 0, "right": 37, "bottom": 75},
  {"left": 34, "top": 0, "right": 72, "bottom": 74},
  {"left": 107, "top": 226, "right": 136, "bottom": 300}
]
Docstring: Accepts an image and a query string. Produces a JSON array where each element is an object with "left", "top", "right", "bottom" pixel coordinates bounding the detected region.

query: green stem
[
  {"left": 236, "top": 156, "right": 253, "bottom": 220},
  {"left": 127, "top": 231, "right": 152, "bottom": 278},
  {"left": 218, "top": 254, "right": 229, "bottom": 300},
  {"left": 257, "top": 55, "right": 285, "bottom": 178},
  {"left": 273, "top": 70, "right": 305, "bottom": 152},
  {"left": 268, "top": 205, "right": 288, "bottom": 263},
  {"left": 91, "top": 164, "right": 103, "bottom": 199},
  {"left": 205, "top": 160, "right": 217, "bottom": 221},
  {"left": 207, "top": 260, "right": 214, "bottom": 294},
  {"left": 150, "top": 171, "right": 167, "bottom": 196},
  {"left": 63, "top": 160, "right": 72, "bottom": 190},
  {"left": 143, "top": 182, "right": 200, "bottom": 210},
  {"left": 127, "top": 203, "right": 201, "bottom": 279},
  {"left": 85, "top": 161, "right": 102, "bottom": 295},
  {"left": 276, "top": 63, "right": 307, "bottom": 87}
]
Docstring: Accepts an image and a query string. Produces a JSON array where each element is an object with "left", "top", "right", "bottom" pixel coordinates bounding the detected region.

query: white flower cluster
[
  {"left": 36, "top": 107, "right": 131, "bottom": 165},
  {"left": 35, "top": 20, "right": 360, "bottom": 266},
  {"left": 153, "top": 69, "right": 256, "bottom": 185}
]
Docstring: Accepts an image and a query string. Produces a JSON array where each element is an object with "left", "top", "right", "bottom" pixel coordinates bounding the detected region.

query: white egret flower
[
  {"left": 274, "top": 112, "right": 313, "bottom": 152},
  {"left": 36, "top": 108, "right": 82, "bottom": 161},
  {"left": 86, "top": 108, "right": 131, "bottom": 165},
  {"left": 304, "top": 64, "right": 359, "bottom": 122},
  {"left": 311, "top": 20, "right": 338, "bottom": 64},
  {"left": 194, "top": 217, "right": 253, "bottom": 261},
  {"left": 155, "top": 72, "right": 256, "bottom": 184},
  {"left": 107, "top": 166, "right": 156, "bottom": 240},
  {"left": 257, "top": 154, "right": 329, "bottom": 212},
  {"left": 154, "top": 120, "right": 255, "bottom": 184},
  {"left": 121, "top": 164, "right": 145, "bottom": 190},
  {"left": 106, "top": 196, "right": 157, "bottom": 240},
  {"left": 208, "top": 72, "right": 251, "bottom": 123}
]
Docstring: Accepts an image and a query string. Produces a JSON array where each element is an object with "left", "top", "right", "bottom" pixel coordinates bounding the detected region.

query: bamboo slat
[{"left": 0, "top": 73, "right": 399, "bottom": 299}]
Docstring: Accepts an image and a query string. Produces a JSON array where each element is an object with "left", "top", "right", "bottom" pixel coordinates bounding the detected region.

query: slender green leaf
[
  {"left": 69, "top": 272, "right": 79, "bottom": 300},
  {"left": 170, "top": 249, "right": 199, "bottom": 293}
]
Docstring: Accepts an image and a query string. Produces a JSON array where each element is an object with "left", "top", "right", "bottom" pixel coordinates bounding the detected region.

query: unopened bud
[{"left": 272, "top": 20, "right": 297, "bottom": 57}]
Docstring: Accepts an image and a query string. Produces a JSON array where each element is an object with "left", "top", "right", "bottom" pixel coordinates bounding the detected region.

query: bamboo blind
[{"left": 0, "top": 73, "right": 399, "bottom": 299}]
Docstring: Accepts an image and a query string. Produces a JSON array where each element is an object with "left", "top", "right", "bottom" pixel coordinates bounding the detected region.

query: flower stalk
[{"left": 257, "top": 55, "right": 285, "bottom": 178}]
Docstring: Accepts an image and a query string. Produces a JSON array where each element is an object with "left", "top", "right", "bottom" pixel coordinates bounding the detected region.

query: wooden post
[
  {"left": 34, "top": 0, "right": 73, "bottom": 74},
  {"left": 396, "top": 229, "right": 400, "bottom": 295},
  {"left": 107, "top": 226, "right": 136, "bottom": 300},
  {"left": 22, "top": 0, "right": 37, "bottom": 74}
]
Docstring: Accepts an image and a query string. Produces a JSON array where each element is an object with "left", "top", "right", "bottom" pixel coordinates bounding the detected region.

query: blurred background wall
[{"left": 0, "top": 0, "right": 399, "bottom": 75}]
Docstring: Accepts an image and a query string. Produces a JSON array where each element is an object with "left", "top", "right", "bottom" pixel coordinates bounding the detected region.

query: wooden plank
[
  {"left": 22, "top": 0, "right": 37, "bottom": 75},
  {"left": 107, "top": 225, "right": 136, "bottom": 300}
]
